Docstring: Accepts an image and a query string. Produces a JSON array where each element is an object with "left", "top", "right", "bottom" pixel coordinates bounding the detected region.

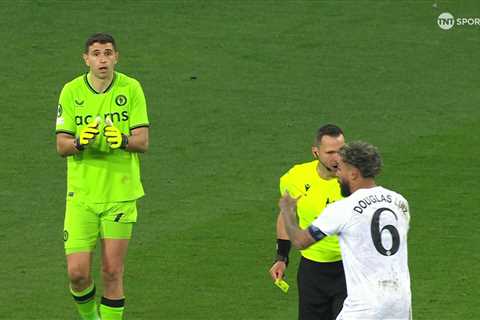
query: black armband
[
  {"left": 275, "top": 239, "right": 291, "bottom": 265},
  {"left": 307, "top": 225, "right": 327, "bottom": 241}
]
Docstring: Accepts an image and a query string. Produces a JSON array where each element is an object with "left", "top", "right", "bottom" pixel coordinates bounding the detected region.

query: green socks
[
  {"left": 100, "top": 296, "right": 125, "bottom": 320},
  {"left": 70, "top": 282, "right": 99, "bottom": 320},
  {"left": 70, "top": 282, "right": 125, "bottom": 319}
]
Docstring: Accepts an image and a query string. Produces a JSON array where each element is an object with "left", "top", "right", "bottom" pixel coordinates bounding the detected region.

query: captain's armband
[{"left": 307, "top": 225, "right": 327, "bottom": 241}]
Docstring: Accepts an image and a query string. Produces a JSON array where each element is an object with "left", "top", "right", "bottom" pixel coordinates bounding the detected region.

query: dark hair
[
  {"left": 316, "top": 124, "right": 344, "bottom": 144},
  {"left": 339, "top": 141, "right": 382, "bottom": 178},
  {"left": 85, "top": 33, "right": 117, "bottom": 53}
]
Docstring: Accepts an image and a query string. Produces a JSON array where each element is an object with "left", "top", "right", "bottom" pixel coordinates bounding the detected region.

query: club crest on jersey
[
  {"left": 57, "top": 104, "right": 63, "bottom": 118},
  {"left": 115, "top": 95, "right": 127, "bottom": 106}
]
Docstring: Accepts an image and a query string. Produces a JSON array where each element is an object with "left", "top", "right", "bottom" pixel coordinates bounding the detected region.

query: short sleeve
[
  {"left": 279, "top": 169, "right": 304, "bottom": 198},
  {"left": 55, "top": 85, "right": 76, "bottom": 135},
  {"left": 396, "top": 194, "right": 410, "bottom": 226},
  {"left": 129, "top": 80, "right": 150, "bottom": 130},
  {"left": 310, "top": 202, "right": 350, "bottom": 236}
]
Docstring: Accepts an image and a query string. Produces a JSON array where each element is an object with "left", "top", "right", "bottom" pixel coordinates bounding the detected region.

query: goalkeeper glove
[
  {"left": 104, "top": 124, "right": 128, "bottom": 149},
  {"left": 74, "top": 118, "right": 99, "bottom": 150}
]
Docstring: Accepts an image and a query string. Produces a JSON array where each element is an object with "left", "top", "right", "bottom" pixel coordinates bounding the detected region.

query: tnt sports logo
[
  {"left": 437, "top": 12, "right": 454, "bottom": 30},
  {"left": 437, "top": 12, "right": 480, "bottom": 30}
]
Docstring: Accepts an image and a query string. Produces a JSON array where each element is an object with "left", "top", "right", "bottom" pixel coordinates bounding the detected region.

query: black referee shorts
[{"left": 297, "top": 257, "right": 347, "bottom": 320}]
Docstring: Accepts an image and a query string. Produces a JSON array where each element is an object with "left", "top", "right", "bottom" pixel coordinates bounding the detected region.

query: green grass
[{"left": 1, "top": 0, "right": 479, "bottom": 319}]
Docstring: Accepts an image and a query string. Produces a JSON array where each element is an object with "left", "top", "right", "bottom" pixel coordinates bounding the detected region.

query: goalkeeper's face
[
  {"left": 312, "top": 134, "right": 345, "bottom": 173},
  {"left": 83, "top": 42, "right": 118, "bottom": 80}
]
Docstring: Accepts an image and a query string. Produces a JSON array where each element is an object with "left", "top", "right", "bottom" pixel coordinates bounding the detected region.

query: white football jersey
[{"left": 310, "top": 186, "right": 412, "bottom": 320}]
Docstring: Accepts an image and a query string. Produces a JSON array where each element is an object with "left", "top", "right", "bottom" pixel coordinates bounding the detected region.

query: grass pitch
[{"left": 1, "top": 1, "right": 479, "bottom": 319}]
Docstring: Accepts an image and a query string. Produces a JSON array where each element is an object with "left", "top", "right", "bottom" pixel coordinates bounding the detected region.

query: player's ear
[
  {"left": 351, "top": 167, "right": 360, "bottom": 181},
  {"left": 114, "top": 51, "right": 119, "bottom": 64},
  {"left": 82, "top": 53, "right": 89, "bottom": 67},
  {"left": 311, "top": 146, "right": 320, "bottom": 159}
]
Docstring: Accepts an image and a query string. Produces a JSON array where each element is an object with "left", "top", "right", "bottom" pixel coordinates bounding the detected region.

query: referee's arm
[{"left": 269, "top": 213, "right": 291, "bottom": 281}]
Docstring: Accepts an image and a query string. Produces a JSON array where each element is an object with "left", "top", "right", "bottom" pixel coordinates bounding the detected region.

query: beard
[{"left": 340, "top": 179, "right": 352, "bottom": 197}]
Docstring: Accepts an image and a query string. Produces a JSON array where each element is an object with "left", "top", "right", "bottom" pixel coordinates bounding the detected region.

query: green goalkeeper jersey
[{"left": 56, "top": 72, "right": 150, "bottom": 203}]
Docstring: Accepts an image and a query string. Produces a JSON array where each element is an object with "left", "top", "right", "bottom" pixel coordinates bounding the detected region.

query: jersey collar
[{"left": 84, "top": 72, "right": 116, "bottom": 94}]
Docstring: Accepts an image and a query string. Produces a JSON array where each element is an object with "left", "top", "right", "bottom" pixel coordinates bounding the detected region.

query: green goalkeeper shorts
[{"left": 64, "top": 196, "right": 137, "bottom": 255}]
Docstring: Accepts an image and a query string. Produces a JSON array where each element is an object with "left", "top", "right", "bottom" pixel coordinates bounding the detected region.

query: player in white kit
[{"left": 279, "top": 141, "right": 411, "bottom": 320}]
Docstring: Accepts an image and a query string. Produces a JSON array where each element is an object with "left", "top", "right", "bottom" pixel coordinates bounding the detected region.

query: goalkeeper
[{"left": 55, "top": 33, "right": 150, "bottom": 320}]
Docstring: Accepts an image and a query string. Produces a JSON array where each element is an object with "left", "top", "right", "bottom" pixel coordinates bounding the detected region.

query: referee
[{"left": 269, "top": 124, "right": 347, "bottom": 320}]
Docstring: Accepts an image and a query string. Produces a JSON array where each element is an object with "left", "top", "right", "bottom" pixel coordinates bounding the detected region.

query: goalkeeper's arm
[
  {"left": 56, "top": 119, "right": 99, "bottom": 157},
  {"left": 125, "top": 127, "right": 149, "bottom": 153},
  {"left": 56, "top": 133, "right": 81, "bottom": 157}
]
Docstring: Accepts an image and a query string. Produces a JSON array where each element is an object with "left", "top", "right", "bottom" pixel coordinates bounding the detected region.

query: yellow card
[{"left": 274, "top": 278, "right": 289, "bottom": 293}]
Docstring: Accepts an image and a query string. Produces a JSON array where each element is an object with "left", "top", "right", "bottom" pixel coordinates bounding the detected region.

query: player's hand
[
  {"left": 279, "top": 192, "right": 300, "bottom": 214},
  {"left": 75, "top": 118, "right": 99, "bottom": 150},
  {"left": 269, "top": 260, "right": 287, "bottom": 281},
  {"left": 104, "top": 123, "right": 128, "bottom": 149}
]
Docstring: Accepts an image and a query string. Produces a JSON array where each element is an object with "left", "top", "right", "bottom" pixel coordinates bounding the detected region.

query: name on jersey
[
  {"left": 75, "top": 112, "right": 129, "bottom": 126},
  {"left": 354, "top": 194, "right": 392, "bottom": 214}
]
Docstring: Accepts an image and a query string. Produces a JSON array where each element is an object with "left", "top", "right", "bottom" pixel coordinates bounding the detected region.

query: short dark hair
[
  {"left": 315, "top": 124, "right": 344, "bottom": 144},
  {"left": 339, "top": 141, "right": 382, "bottom": 178},
  {"left": 85, "top": 33, "right": 117, "bottom": 53}
]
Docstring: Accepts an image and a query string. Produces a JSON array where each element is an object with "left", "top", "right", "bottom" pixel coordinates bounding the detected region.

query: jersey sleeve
[
  {"left": 396, "top": 194, "right": 411, "bottom": 227},
  {"left": 55, "top": 84, "right": 76, "bottom": 135},
  {"left": 129, "top": 80, "right": 150, "bottom": 130},
  {"left": 279, "top": 166, "right": 304, "bottom": 198},
  {"left": 310, "top": 202, "right": 350, "bottom": 236}
]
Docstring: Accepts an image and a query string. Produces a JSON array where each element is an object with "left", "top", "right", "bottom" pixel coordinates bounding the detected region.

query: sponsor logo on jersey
[
  {"left": 74, "top": 111, "right": 129, "bottom": 126},
  {"left": 115, "top": 95, "right": 127, "bottom": 106},
  {"left": 75, "top": 99, "right": 84, "bottom": 106},
  {"left": 304, "top": 184, "right": 311, "bottom": 191}
]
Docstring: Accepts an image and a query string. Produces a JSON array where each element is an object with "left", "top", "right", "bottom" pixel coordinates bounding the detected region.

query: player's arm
[
  {"left": 56, "top": 133, "right": 81, "bottom": 157},
  {"left": 56, "top": 85, "right": 85, "bottom": 157},
  {"left": 123, "top": 79, "right": 149, "bottom": 153},
  {"left": 125, "top": 127, "right": 149, "bottom": 153},
  {"left": 57, "top": 118, "right": 100, "bottom": 156},
  {"left": 279, "top": 193, "right": 325, "bottom": 250}
]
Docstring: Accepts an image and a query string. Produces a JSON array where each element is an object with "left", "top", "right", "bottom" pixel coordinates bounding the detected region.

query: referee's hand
[{"left": 269, "top": 261, "right": 287, "bottom": 281}]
